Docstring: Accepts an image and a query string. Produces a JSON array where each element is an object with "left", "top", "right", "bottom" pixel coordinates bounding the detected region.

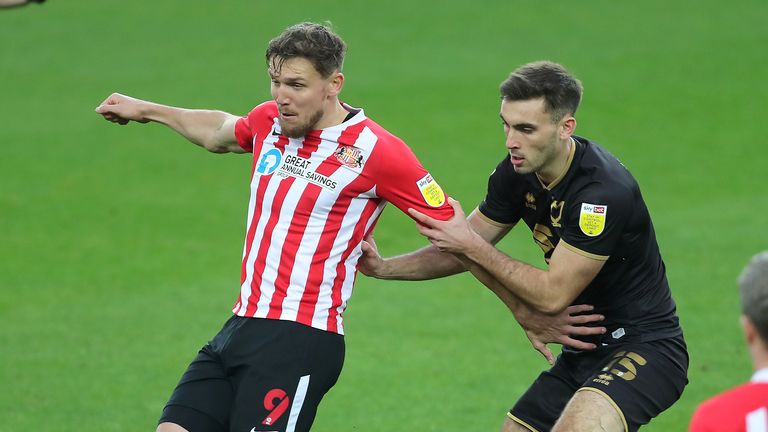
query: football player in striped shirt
[
  {"left": 95, "top": 22, "right": 462, "bottom": 432},
  {"left": 96, "top": 23, "right": 599, "bottom": 432}
]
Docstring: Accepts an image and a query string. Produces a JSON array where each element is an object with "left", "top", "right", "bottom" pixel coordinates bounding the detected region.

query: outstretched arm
[
  {"left": 0, "top": 0, "right": 43, "bottom": 8},
  {"left": 358, "top": 236, "right": 463, "bottom": 280},
  {"left": 95, "top": 93, "right": 245, "bottom": 154},
  {"left": 358, "top": 209, "right": 511, "bottom": 280},
  {"left": 360, "top": 206, "right": 605, "bottom": 360}
]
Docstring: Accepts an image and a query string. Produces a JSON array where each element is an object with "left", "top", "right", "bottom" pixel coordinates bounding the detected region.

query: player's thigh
[
  {"left": 552, "top": 390, "right": 623, "bottom": 432},
  {"left": 158, "top": 345, "right": 233, "bottom": 432},
  {"left": 563, "top": 337, "right": 689, "bottom": 432},
  {"left": 507, "top": 354, "right": 583, "bottom": 432},
  {"left": 228, "top": 320, "right": 345, "bottom": 432}
]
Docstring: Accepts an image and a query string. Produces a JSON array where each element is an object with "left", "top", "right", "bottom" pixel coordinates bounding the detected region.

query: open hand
[
  {"left": 517, "top": 304, "right": 606, "bottom": 364},
  {"left": 408, "top": 198, "right": 479, "bottom": 254}
]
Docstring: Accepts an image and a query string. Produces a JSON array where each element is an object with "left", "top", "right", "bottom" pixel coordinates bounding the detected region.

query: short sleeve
[
  {"left": 234, "top": 116, "right": 254, "bottom": 152},
  {"left": 369, "top": 137, "right": 454, "bottom": 221},
  {"left": 559, "top": 182, "right": 632, "bottom": 259},
  {"left": 688, "top": 405, "right": 711, "bottom": 432},
  {"left": 477, "top": 156, "right": 523, "bottom": 226},
  {"left": 234, "top": 101, "right": 278, "bottom": 153}
]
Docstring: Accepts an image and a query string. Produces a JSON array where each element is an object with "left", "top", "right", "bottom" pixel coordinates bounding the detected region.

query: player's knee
[
  {"left": 552, "top": 390, "right": 625, "bottom": 432},
  {"left": 156, "top": 422, "right": 189, "bottom": 432}
]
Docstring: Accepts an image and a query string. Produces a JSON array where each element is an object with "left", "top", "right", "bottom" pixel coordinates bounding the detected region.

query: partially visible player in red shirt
[{"left": 690, "top": 251, "right": 768, "bottom": 432}]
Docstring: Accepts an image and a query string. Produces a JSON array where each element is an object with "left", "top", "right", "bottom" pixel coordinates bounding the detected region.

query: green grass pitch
[{"left": 1, "top": 0, "right": 767, "bottom": 430}]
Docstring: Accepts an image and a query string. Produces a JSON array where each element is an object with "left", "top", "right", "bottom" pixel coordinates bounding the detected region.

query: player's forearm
[
  {"left": 0, "top": 0, "right": 31, "bottom": 7},
  {"left": 455, "top": 254, "right": 528, "bottom": 318},
  {"left": 376, "top": 244, "right": 466, "bottom": 280},
  {"left": 462, "top": 235, "right": 564, "bottom": 314},
  {"left": 141, "top": 103, "right": 236, "bottom": 152}
]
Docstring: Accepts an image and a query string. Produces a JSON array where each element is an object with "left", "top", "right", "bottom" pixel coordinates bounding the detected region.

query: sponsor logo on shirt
[
  {"left": 579, "top": 203, "right": 607, "bottom": 236},
  {"left": 334, "top": 146, "right": 364, "bottom": 168},
  {"left": 275, "top": 154, "right": 338, "bottom": 190},
  {"left": 592, "top": 373, "right": 615, "bottom": 386},
  {"left": 416, "top": 173, "right": 446, "bottom": 207},
  {"left": 256, "top": 148, "right": 283, "bottom": 175},
  {"left": 533, "top": 224, "right": 555, "bottom": 256}
]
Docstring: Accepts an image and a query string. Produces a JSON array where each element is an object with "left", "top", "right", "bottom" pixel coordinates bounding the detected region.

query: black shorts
[
  {"left": 159, "top": 316, "right": 345, "bottom": 432},
  {"left": 508, "top": 335, "right": 688, "bottom": 432}
]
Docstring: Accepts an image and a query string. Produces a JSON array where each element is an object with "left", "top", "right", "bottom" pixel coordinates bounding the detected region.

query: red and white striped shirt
[
  {"left": 690, "top": 369, "right": 768, "bottom": 432},
  {"left": 232, "top": 101, "right": 453, "bottom": 334}
]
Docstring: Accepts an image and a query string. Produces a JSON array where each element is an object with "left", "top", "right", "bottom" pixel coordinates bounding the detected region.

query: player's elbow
[
  {"left": 206, "top": 144, "right": 230, "bottom": 154},
  {"left": 535, "top": 300, "right": 569, "bottom": 316},
  {"left": 529, "top": 287, "right": 571, "bottom": 315},
  {"left": 201, "top": 138, "right": 231, "bottom": 154},
  {"left": 532, "top": 274, "right": 585, "bottom": 315}
]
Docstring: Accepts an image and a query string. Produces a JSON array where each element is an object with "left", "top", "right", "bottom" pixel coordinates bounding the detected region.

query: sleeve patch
[
  {"left": 579, "top": 203, "right": 607, "bottom": 237},
  {"left": 416, "top": 173, "right": 446, "bottom": 207}
]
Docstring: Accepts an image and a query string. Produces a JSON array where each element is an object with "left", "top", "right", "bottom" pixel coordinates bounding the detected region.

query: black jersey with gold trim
[{"left": 478, "top": 136, "right": 682, "bottom": 346}]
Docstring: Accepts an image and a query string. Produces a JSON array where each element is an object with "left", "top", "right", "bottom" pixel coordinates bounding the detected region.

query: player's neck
[
  {"left": 314, "top": 100, "right": 349, "bottom": 130},
  {"left": 537, "top": 137, "right": 573, "bottom": 187},
  {"left": 750, "top": 338, "right": 768, "bottom": 373}
]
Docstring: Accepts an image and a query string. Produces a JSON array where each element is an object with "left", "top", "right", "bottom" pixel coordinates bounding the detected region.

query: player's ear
[
  {"left": 741, "top": 314, "right": 756, "bottom": 345},
  {"left": 560, "top": 116, "right": 576, "bottom": 139},
  {"left": 327, "top": 72, "right": 344, "bottom": 97}
]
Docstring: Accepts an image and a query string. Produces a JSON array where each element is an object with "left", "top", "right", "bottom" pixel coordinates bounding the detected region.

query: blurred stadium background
[{"left": 1, "top": 0, "right": 766, "bottom": 430}]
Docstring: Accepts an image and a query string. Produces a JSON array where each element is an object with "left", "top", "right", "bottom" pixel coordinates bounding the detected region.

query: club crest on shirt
[
  {"left": 524, "top": 192, "right": 537, "bottom": 210},
  {"left": 416, "top": 173, "right": 445, "bottom": 207},
  {"left": 334, "top": 146, "right": 364, "bottom": 168},
  {"left": 551, "top": 200, "right": 565, "bottom": 227},
  {"left": 579, "top": 203, "right": 607, "bottom": 237}
]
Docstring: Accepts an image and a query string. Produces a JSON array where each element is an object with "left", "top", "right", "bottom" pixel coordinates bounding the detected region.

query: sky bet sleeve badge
[
  {"left": 417, "top": 173, "right": 446, "bottom": 207},
  {"left": 579, "top": 203, "right": 607, "bottom": 236}
]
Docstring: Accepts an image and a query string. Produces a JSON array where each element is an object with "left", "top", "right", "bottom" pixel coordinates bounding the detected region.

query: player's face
[
  {"left": 269, "top": 56, "right": 341, "bottom": 138},
  {"left": 500, "top": 98, "right": 571, "bottom": 182}
]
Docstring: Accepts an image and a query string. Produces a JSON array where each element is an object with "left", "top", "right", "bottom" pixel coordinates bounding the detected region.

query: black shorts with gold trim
[{"left": 508, "top": 335, "right": 688, "bottom": 432}]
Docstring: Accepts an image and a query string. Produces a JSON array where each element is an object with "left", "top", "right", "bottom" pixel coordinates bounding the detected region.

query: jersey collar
[{"left": 752, "top": 368, "right": 768, "bottom": 383}]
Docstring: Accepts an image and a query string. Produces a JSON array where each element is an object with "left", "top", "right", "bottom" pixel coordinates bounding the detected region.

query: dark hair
[
  {"left": 265, "top": 22, "right": 346, "bottom": 78},
  {"left": 739, "top": 251, "right": 768, "bottom": 342},
  {"left": 499, "top": 61, "right": 583, "bottom": 122}
]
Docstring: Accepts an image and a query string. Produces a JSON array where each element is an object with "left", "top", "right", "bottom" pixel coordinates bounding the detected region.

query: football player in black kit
[{"left": 358, "top": 61, "right": 688, "bottom": 431}]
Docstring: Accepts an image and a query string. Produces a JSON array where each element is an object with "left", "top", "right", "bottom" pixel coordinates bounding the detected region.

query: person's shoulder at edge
[
  {"left": 245, "top": 100, "right": 279, "bottom": 121},
  {"left": 691, "top": 381, "right": 768, "bottom": 428},
  {"left": 572, "top": 135, "right": 638, "bottom": 191}
]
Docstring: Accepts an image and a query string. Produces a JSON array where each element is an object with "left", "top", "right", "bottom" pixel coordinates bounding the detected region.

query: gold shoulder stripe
[
  {"left": 476, "top": 208, "right": 515, "bottom": 228},
  {"left": 506, "top": 412, "right": 541, "bottom": 432},
  {"left": 560, "top": 240, "right": 609, "bottom": 261},
  {"left": 575, "top": 387, "right": 629, "bottom": 432}
]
